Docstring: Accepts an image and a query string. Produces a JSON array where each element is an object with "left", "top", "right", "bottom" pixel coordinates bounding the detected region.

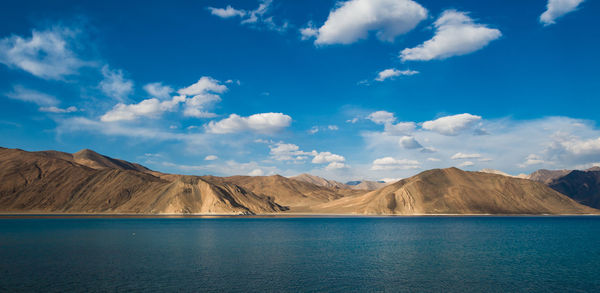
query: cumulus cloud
[
  {"left": 144, "top": 82, "right": 174, "bottom": 100},
  {"left": 312, "top": 152, "right": 345, "bottom": 164},
  {"left": 400, "top": 10, "right": 501, "bottom": 61},
  {"left": 177, "top": 76, "right": 227, "bottom": 96},
  {"left": 368, "top": 111, "right": 396, "bottom": 125},
  {"left": 304, "top": 0, "right": 427, "bottom": 45},
  {"left": 206, "top": 113, "right": 292, "bottom": 134},
  {"left": 99, "top": 65, "right": 134, "bottom": 102},
  {"left": 451, "top": 152, "right": 482, "bottom": 159},
  {"left": 101, "top": 76, "right": 226, "bottom": 122},
  {"left": 5, "top": 85, "right": 59, "bottom": 106},
  {"left": 325, "top": 162, "right": 347, "bottom": 170},
  {"left": 100, "top": 96, "right": 184, "bottom": 122},
  {"left": 208, "top": 0, "right": 288, "bottom": 32},
  {"left": 269, "top": 142, "right": 313, "bottom": 161},
  {"left": 371, "top": 157, "right": 420, "bottom": 170},
  {"left": 540, "top": 0, "right": 584, "bottom": 26},
  {"left": 422, "top": 113, "right": 482, "bottom": 136},
  {"left": 267, "top": 142, "right": 346, "bottom": 171},
  {"left": 0, "top": 26, "right": 87, "bottom": 80},
  {"left": 399, "top": 136, "right": 423, "bottom": 149},
  {"left": 375, "top": 68, "right": 419, "bottom": 81}
]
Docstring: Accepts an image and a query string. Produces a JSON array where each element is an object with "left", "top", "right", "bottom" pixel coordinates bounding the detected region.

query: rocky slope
[
  {"left": 290, "top": 173, "right": 349, "bottom": 189},
  {"left": 0, "top": 148, "right": 284, "bottom": 214},
  {"left": 204, "top": 175, "right": 366, "bottom": 211},
  {"left": 315, "top": 168, "right": 597, "bottom": 215},
  {"left": 548, "top": 170, "right": 600, "bottom": 209}
]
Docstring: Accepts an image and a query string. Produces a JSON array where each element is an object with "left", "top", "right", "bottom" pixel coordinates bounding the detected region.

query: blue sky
[{"left": 1, "top": 0, "right": 599, "bottom": 181}]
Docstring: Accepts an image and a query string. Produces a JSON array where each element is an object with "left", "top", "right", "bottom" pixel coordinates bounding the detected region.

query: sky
[{"left": 0, "top": 0, "right": 599, "bottom": 182}]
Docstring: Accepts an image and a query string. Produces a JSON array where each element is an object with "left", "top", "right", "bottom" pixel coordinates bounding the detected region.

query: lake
[{"left": 1, "top": 216, "right": 599, "bottom": 292}]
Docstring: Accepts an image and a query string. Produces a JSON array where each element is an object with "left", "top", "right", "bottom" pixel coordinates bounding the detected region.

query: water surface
[{"left": 1, "top": 216, "right": 599, "bottom": 292}]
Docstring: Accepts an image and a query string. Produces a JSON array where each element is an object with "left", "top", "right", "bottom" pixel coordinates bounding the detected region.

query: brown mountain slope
[
  {"left": 0, "top": 148, "right": 284, "bottom": 214},
  {"left": 290, "top": 173, "right": 349, "bottom": 189},
  {"left": 36, "top": 148, "right": 163, "bottom": 176},
  {"left": 315, "top": 168, "right": 597, "bottom": 215},
  {"left": 548, "top": 170, "right": 600, "bottom": 209},
  {"left": 204, "top": 175, "right": 366, "bottom": 210},
  {"left": 528, "top": 169, "right": 572, "bottom": 184}
]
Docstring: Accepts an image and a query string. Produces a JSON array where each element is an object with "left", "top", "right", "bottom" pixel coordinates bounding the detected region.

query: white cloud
[
  {"left": 101, "top": 77, "right": 226, "bottom": 122},
  {"left": 518, "top": 154, "right": 546, "bottom": 168},
  {"left": 99, "top": 65, "right": 134, "bottom": 102},
  {"left": 458, "top": 161, "right": 474, "bottom": 167},
  {"left": 325, "top": 162, "right": 347, "bottom": 170},
  {"left": 399, "top": 136, "right": 423, "bottom": 149},
  {"left": 100, "top": 96, "right": 184, "bottom": 122},
  {"left": 312, "top": 152, "right": 345, "bottom": 164},
  {"left": 206, "top": 113, "right": 292, "bottom": 134},
  {"left": 400, "top": 10, "right": 501, "bottom": 61},
  {"left": 144, "top": 82, "right": 174, "bottom": 100},
  {"left": 328, "top": 125, "right": 339, "bottom": 131},
  {"left": 0, "top": 26, "right": 87, "bottom": 80},
  {"left": 269, "top": 142, "right": 313, "bottom": 161},
  {"left": 248, "top": 168, "right": 264, "bottom": 176},
  {"left": 300, "top": 22, "right": 319, "bottom": 40},
  {"left": 375, "top": 68, "right": 419, "bottom": 81},
  {"left": 204, "top": 155, "right": 219, "bottom": 161},
  {"left": 208, "top": 0, "right": 288, "bottom": 32},
  {"left": 385, "top": 122, "right": 417, "bottom": 135},
  {"left": 451, "top": 152, "right": 482, "bottom": 160},
  {"left": 367, "top": 110, "right": 396, "bottom": 124},
  {"left": 422, "top": 113, "right": 482, "bottom": 136},
  {"left": 208, "top": 5, "right": 246, "bottom": 18},
  {"left": 371, "top": 157, "right": 420, "bottom": 170},
  {"left": 5, "top": 85, "right": 59, "bottom": 106},
  {"left": 39, "top": 106, "right": 78, "bottom": 113},
  {"left": 306, "top": 0, "right": 428, "bottom": 45},
  {"left": 177, "top": 76, "right": 227, "bottom": 96},
  {"left": 540, "top": 0, "right": 584, "bottom": 26}
]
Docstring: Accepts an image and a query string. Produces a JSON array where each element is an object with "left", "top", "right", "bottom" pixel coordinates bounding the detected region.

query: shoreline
[{"left": 1, "top": 212, "right": 599, "bottom": 219}]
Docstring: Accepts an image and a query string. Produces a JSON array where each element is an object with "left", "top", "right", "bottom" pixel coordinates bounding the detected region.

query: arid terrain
[{"left": 0, "top": 147, "right": 597, "bottom": 215}]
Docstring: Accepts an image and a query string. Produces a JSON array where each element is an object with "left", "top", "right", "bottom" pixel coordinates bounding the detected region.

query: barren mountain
[
  {"left": 480, "top": 169, "right": 529, "bottom": 179},
  {"left": 204, "top": 175, "right": 366, "bottom": 211},
  {"left": 528, "top": 169, "right": 572, "bottom": 184},
  {"left": 548, "top": 170, "right": 600, "bottom": 209},
  {"left": 0, "top": 148, "right": 284, "bottom": 214},
  {"left": 290, "top": 173, "right": 349, "bottom": 189},
  {"left": 315, "top": 168, "right": 597, "bottom": 215}
]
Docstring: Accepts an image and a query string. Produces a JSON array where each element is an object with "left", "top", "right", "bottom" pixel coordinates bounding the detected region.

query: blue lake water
[{"left": 1, "top": 216, "right": 600, "bottom": 292}]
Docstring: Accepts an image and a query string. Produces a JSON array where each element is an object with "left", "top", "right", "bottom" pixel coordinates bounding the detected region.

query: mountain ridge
[{"left": 0, "top": 147, "right": 598, "bottom": 215}]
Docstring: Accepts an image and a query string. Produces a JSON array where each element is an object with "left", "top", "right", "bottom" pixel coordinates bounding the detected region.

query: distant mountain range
[
  {"left": 290, "top": 173, "right": 390, "bottom": 191},
  {"left": 0, "top": 147, "right": 597, "bottom": 215}
]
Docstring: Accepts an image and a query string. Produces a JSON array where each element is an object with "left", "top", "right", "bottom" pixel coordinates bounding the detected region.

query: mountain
[
  {"left": 587, "top": 166, "right": 600, "bottom": 172},
  {"left": 548, "top": 170, "right": 600, "bottom": 209},
  {"left": 528, "top": 169, "right": 572, "bottom": 184},
  {"left": 349, "top": 180, "right": 388, "bottom": 190},
  {"left": 315, "top": 168, "right": 596, "bottom": 215},
  {"left": 204, "top": 175, "right": 366, "bottom": 212},
  {"left": 0, "top": 148, "right": 284, "bottom": 214},
  {"left": 290, "top": 173, "right": 349, "bottom": 189},
  {"left": 480, "top": 169, "right": 529, "bottom": 179},
  {"left": 1, "top": 147, "right": 598, "bottom": 215}
]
